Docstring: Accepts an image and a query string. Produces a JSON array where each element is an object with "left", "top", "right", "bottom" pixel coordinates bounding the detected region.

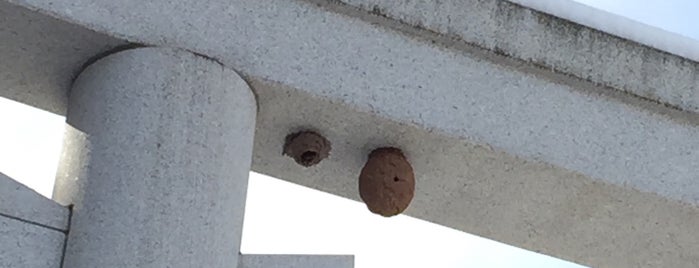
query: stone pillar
[{"left": 54, "top": 47, "right": 256, "bottom": 267}]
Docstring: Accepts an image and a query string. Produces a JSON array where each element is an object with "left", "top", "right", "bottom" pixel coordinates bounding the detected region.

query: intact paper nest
[{"left": 359, "top": 147, "right": 415, "bottom": 217}]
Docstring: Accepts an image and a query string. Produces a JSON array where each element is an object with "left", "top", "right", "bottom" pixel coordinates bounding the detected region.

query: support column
[{"left": 54, "top": 47, "right": 256, "bottom": 267}]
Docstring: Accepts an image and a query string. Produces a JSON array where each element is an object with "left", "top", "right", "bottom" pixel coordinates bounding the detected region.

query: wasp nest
[
  {"left": 283, "top": 131, "right": 331, "bottom": 167},
  {"left": 359, "top": 147, "right": 415, "bottom": 217}
]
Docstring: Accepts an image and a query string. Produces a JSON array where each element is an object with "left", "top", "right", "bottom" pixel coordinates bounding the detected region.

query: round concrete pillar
[{"left": 54, "top": 48, "right": 256, "bottom": 267}]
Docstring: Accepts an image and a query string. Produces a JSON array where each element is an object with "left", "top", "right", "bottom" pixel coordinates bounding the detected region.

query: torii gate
[{"left": 1, "top": 0, "right": 699, "bottom": 267}]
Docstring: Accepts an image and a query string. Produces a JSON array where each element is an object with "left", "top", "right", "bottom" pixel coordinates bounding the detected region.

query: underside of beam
[{"left": 2, "top": 0, "right": 699, "bottom": 267}]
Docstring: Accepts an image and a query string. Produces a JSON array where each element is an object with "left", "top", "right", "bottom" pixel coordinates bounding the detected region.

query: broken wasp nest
[{"left": 283, "top": 131, "right": 331, "bottom": 167}]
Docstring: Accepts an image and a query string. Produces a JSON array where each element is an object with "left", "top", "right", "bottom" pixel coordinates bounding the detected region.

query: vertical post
[{"left": 54, "top": 47, "right": 256, "bottom": 267}]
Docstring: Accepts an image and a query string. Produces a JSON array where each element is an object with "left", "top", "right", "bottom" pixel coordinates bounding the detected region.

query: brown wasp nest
[
  {"left": 283, "top": 131, "right": 331, "bottom": 167},
  {"left": 359, "top": 147, "right": 415, "bottom": 217}
]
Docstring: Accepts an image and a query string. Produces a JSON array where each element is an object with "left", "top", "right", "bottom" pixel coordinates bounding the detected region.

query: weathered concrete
[
  {"left": 0, "top": 172, "right": 70, "bottom": 231},
  {"left": 0, "top": 172, "right": 68, "bottom": 268},
  {"left": 238, "top": 254, "right": 354, "bottom": 268},
  {"left": 2, "top": 0, "right": 699, "bottom": 267},
  {"left": 0, "top": 215, "right": 65, "bottom": 268},
  {"left": 0, "top": 1, "right": 124, "bottom": 115},
  {"left": 6, "top": 0, "right": 699, "bottom": 206},
  {"left": 54, "top": 47, "right": 256, "bottom": 267},
  {"left": 339, "top": 0, "right": 699, "bottom": 113},
  {"left": 251, "top": 79, "right": 699, "bottom": 268}
]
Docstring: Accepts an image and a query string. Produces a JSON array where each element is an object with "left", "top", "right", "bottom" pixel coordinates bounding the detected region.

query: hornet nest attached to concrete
[{"left": 359, "top": 147, "right": 415, "bottom": 217}]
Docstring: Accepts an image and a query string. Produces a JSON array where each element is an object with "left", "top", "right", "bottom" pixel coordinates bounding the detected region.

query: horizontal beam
[
  {"left": 239, "top": 254, "right": 353, "bottom": 268},
  {"left": 0, "top": 215, "right": 66, "bottom": 268},
  {"left": 339, "top": 0, "right": 699, "bottom": 113},
  {"left": 0, "top": 172, "right": 69, "bottom": 231},
  {"left": 0, "top": 1, "right": 124, "bottom": 114},
  {"left": 249, "top": 75, "right": 699, "bottom": 268},
  {"left": 9, "top": 0, "right": 699, "bottom": 207},
  {"left": 2, "top": 0, "right": 699, "bottom": 266}
]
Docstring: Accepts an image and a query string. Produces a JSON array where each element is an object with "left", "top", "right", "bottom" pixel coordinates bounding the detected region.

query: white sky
[
  {"left": 3, "top": 1, "right": 696, "bottom": 267},
  {"left": 572, "top": 0, "right": 699, "bottom": 40}
]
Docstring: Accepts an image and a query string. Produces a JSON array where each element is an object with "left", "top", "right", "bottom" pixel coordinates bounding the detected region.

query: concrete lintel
[
  {"left": 339, "top": 0, "right": 699, "bottom": 113},
  {"left": 7, "top": 0, "right": 699, "bottom": 205},
  {"left": 0, "top": 215, "right": 65, "bottom": 268},
  {"left": 238, "top": 254, "right": 354, "bottom": 268},
  {"left": 0, "top": 172, "right": 70, "bottom": 231},
  {"left": 249, "top": 77, "right": 699, "bottom": 268},
  {"left": 0, "top": 1, "right": 125, "bottom": 115}
]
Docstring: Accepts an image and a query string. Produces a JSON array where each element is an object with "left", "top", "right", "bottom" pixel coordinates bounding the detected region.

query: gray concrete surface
[
  {"left": 0, "top": 1, "right": 124, "bottom": 115},
  {"left": 339, "top": 0, "right": 699, "bottom": 113},
  {"left": 54, "top": 47, "right": 256, "bottom": 267},
  {"left": 250, "top": 78, "right": 699, "bottom": 268},
  {"left": 0, "top": 215, "right": 65, "bottom": 268},
  {"left": 239, "top": 254, "right": 354, "bottom": 268},
  {"left": 2, "top": 1, "right": 699, "bottom": 267},
  {"left": 10, "top": 0, "right": 699, "bottom": 205},
  {"left": 0, "top": 172, "right": 69, "bottom": 231}
]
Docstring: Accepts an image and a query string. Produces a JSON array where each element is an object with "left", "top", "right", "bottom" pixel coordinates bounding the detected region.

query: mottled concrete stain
[{"left": 339, "top": 0, "right": 699, "bottom": 113}]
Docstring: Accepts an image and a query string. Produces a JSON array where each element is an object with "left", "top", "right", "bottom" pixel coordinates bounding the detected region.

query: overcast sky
[{"left": 573, "top": 0, "right": 699, "bottom": 40}]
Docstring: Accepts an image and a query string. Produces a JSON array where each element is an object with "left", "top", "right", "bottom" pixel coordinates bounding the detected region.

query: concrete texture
[
  {"left": 54, "top": 48, "right": 256, "bottom": 267},
  {"left": 239, "top": 254, "right": 354, "bottom": 268},
  {"left": 250, "top": 79, "right": 699, "bottom": 268},
  {"left": 339, "top": 0, "right": 699, "bottom": 113},
  {"left": 507, "top": 0, "right": 699, "bottom": 62},
  {"left": 2, "top": 1, "right": 699, "bottom": 267},
  {"left": 0, "top": 0, "right": 125, "bottom": 115},
  {"left": 0, "top": 172, "right": 70, "bottom": 231},
  {"left": 6, "top": 0, "right": 699, "bottom": 206},
  {"left": 0, "top": 215, "right": 65, "bottom": 268}
]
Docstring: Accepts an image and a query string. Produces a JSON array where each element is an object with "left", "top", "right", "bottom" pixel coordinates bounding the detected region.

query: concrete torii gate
[{"left": 1, "top": 0, "right": 699, "bottom": 267}]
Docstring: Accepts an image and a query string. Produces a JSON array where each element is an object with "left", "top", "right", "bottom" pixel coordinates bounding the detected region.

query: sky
[
  {"left": 572, "top": 0, "right": 699, "bottom": 40},
  {"left": 3, "top": 0, "right": 697, "bottom": 267}
]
